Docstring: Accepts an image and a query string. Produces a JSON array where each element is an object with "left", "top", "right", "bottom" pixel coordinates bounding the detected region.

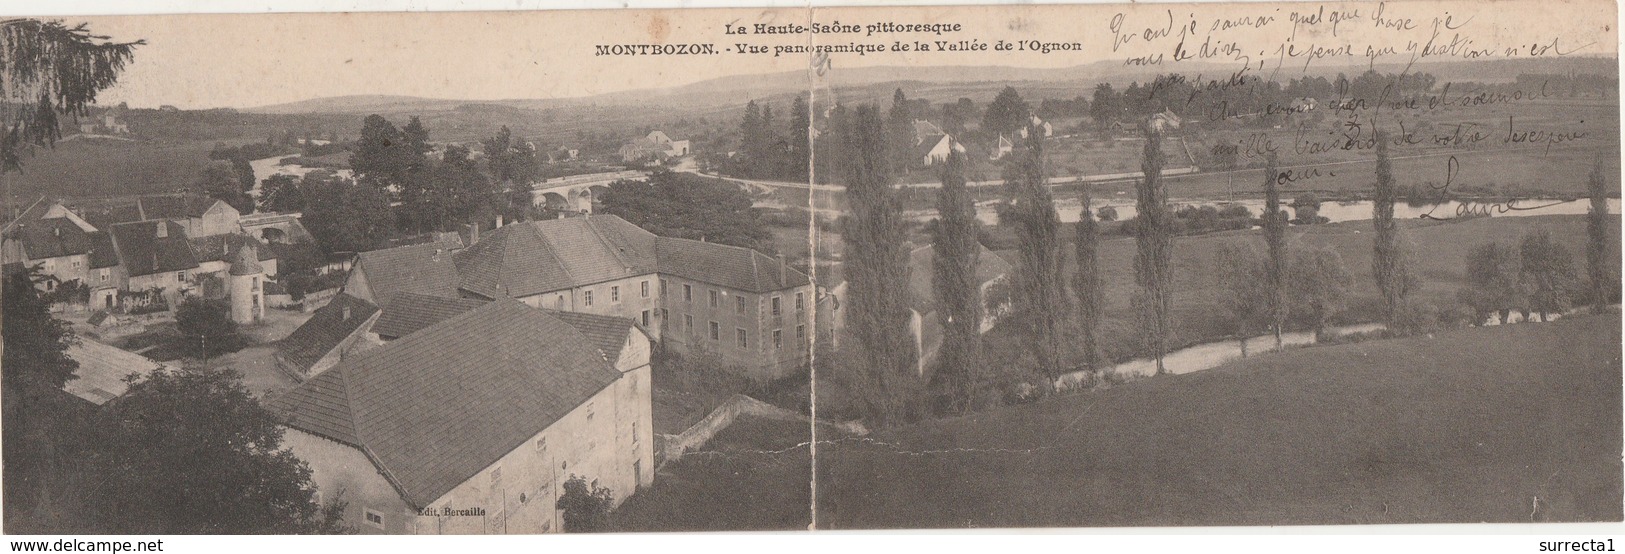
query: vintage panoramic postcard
[{"left": 0, "top": 0, "right": 1620, "bottom": 537}]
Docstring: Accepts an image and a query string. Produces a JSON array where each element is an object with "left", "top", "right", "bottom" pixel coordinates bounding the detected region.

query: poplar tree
[
  {"left": 932, "top": 146, "right": 983, "bottom": 413},
  {"left": 887, "top": 88, "right": 916, "bottom": 174},
  {"left": 1007, "top": 119, "right": 1065, "bottom": 379},
  {"left": 1133, "top": 128, "right": 1173, "bottom": 374},
  {"left": 1372, "top": 128, "right": 1418, "bottom": 332},
  {"left": 839, "top": 105, "right": 920, "bottom": 426},
  {"left": 1073, "top": 183, "right": 1105, "bottom": 371},
  {"left": 1586, "top": 158, "right": 1614, "bottom": 312},
  {"left": 1262, "top": 153, "right": 1287, "bottom": 351}
]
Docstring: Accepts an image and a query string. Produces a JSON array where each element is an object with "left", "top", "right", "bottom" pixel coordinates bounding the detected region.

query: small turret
[{"left": 228, "top": 244, "right": 264, "bottom": 324}]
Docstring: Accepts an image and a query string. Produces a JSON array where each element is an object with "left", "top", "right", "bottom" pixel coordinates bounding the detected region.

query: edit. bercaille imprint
[{"left": 0, "top": 0, "right": 1618, "bottom": 538}]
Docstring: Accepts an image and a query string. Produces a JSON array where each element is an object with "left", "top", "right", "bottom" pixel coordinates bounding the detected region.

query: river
[{"left": 927, "top": 197, "right": 1622, "bottom": 226}]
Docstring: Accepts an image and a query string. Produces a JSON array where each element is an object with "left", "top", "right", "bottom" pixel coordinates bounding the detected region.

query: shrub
[{"left": 556, "top": 476, "right": 614, "bottom": 533}]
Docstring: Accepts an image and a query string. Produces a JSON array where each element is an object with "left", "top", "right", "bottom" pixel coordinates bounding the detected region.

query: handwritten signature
[{"left": 1419, "top": 156, "right": 1566, "bottom": 221}]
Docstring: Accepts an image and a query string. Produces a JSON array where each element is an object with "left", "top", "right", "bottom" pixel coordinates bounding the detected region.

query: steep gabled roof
[
  {"left": 138, "top": 195, "right": 230, "bottom": 220},
  {"left": 353, "top": 241, "right": 463, "bottom": 305},
  {"left": 108, "top": 220, "right": 199, "bottom": 277},
  {"left": 276, "top": 293, "right": 380, "bottom": 374},
  {"left": 64, "top": 339, "right": 165, "bottom": 405},
  {"left": 273, "top": 298, "right": 625, "bottom": 509},
  {"left": 191, "top": 234, "right": 278, "bottom": 264},
  {"left": 371, "top": 292, "right": 489, "bottom": 339},
  {"left": 655, "top": 236, "right": 810, "bottom": 293},
  {"left": 86, "top": 231, "right": 119, "bottom": 270},
  {"left": 453, "top": 216, "right": 658, "bottom": 298},
  {"left": 14, "top": 218, "right": 93, "bottom": 260},
  {"left": 545, "top": 309, "right": 637, "bottom": 362}
]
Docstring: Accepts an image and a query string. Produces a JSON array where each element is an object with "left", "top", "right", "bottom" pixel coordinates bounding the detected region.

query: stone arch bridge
[{"left": 527, "top": 170, "right": 648, "bottom": 213}]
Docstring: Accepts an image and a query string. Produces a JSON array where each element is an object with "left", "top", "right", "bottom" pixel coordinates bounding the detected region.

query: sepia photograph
[{"left": 0, "top": 0, "right": 1620, "bottom": 541}]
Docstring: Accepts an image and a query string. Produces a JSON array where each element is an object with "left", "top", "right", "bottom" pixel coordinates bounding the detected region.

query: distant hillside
[{"left": 247, "top": 95, "right": 474, "bottom": 115}]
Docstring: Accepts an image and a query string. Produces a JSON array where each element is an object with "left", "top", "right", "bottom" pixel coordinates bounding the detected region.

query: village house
[
  {"left": 990, "top": 134, "right": 1014, "bottom": 160},
  {"left": 617, "top": 130, "right": 690, "bottom": 163},
  {"left": 77, "top": 105, "right": 130, "bottom": 135},
  {"left": 269, "top": 298, "right": 654, "bottom": 534},
  {"left": 1, "top": 196, "right": 287, "bottom": 312},
  {"left": 332, "top": 215, "right": 812, "bottom": 381},
  {"left": 1015, "top": 115, "right": 1055, "bottom": 139},
  {"left": 60, "top": 337, "right": 167, "bottom": 406},
  {"left": 913, "top": 120, "right": 955, "bottom": 167},
  {"left": 821, "top": 243, "right": 1012, "bottom": 375}
]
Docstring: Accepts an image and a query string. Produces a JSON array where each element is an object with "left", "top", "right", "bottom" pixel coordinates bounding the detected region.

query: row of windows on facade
[
  {"left": 572, "top": 279, "right": 807, "bottom": 317},
  {"left": 352, "top": 397, "right": 642, "bottom": 532}
]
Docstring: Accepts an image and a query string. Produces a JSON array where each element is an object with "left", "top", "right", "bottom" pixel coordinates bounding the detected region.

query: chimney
[
  {"left": 469, "top": 222, "right": 480, "bottom": 245},
  {"left": 778, "top": 254, "right": 786, "bottom": 284},
  {"left": 342, "top": 305, "right": 351, "bottom": 321},
  {"left": 52, "top": 226, "right": 60, "bottom": 238},
  {"left": 495, "top": 214, "right": 504, "bottom": 228},
  {"left": 155, "top": 221, "right": 167, "bottom": 239}
]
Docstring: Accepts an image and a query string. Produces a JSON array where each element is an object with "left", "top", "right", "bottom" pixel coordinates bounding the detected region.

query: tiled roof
[
  {"left": 452, "top": 215, "right": 807, "bottom": 298},
  {"left": 904, "top": 244, "right": 1010, "bottom": 315},
  {"left": 86, "top": 231, "right": 119, "bottom": 269},
  {"left": 353, "top": 241, "right": 463, "bottom": 306},
  {"left": 913, "top": 120, "right": 944, "bottom": 140},
  {"left": 917, "top": 134, "right": 949, "bottom": 159},
  {"left": 63, "top": 339, "right": 166, "bottom": 405},
  {"left": 453, "top": 216, "right": 657, "bottom": 299},
  {"left": 268, "top": 369, "right": 358, "bottom": 445},
  {"left": 14, "top": 218, "right": 93, "bottom": 260},
  {"left": 655, "top": 236, "right": 810, "bottom": 293},
  {"left": 276, "top": 293, "right": 379, "bottom": 373},
  {"left": 108, "top": 220, "right": 199, "bottom": 277},
  {"left": 137, "top": 195, "right": 227, "bottom": 220},
  {"left": 274, "top": 298, "right": 625, "bottom": 508},
  {"left": 371, "top": 292, "right": 489, "bottom": 339},
  {"left": 229, "top": 245, "right": 263, "bottom": 276},
  {"left": 192, "top": 234, "right": 277, "bottom": 264},
  {"left": 545, "top": 309, "right": 637, "bottom": 362}
]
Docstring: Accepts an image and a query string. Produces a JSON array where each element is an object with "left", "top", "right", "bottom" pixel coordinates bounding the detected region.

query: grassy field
[
  {"left": 612, "top": 313, "right": 1621, "bottom": 530},
  {"left": 817, "top": 312, "right": 1622, "bottom": 528},
  {"left": 5, "top": 137, "right": 220, "bottom": 201},
  {"left": 979, "top": 214, "right": 1619, "bottom": 365}
]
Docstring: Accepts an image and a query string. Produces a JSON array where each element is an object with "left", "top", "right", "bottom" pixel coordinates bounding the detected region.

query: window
[
  {"left": 641, "top": 280, "right": 650, "bottom": 298},
  {"left": 685, "top": 314, "right": 694, "bottom": 334},
  {"left": 611, "top": 286, "right": 620, "bottom": 303},
  {"left": 797, "top": 324, "right": 806, "bottom": 341},
  {"left": 364, "top": 508, "right": 385, "bottom": 529},
  {"left": 684, "top": 284, "right": 692, "bottom": 302},
  {"left": 72, "top": 260, "right": 82, "bottom": 270},
  {"left": 535, "top": 437, "right": 548, "bottom": 451},
  {"left": 771, "top": 296, "right": 782, "bottom": 316},
  {"left": 584, "top": 290, "right": 594, "bottom": 307},
  {"left": 660, "top": 279, "right": 667, "bottom": 296},
  {"left": 490, "top": 466, "right": 503, "bottom": 485},
  {"left": 796, "top": 292, "right": 806, "bottom": 312},
  {"left": 641, "top": 310, "right": 651, "bottom": 327},
  {"left": 773, "top": 329, "right": 783, "bottom": 349},
  {"left": 99, "top": 269, "right": 108, "bottom": 283},
  {"left": 708, "top": 289, "right": 719, "bottom": 308},
  {"left": 709, "top": 321, "right": 719, "bottom": 341},
  {"left": 736, "top": 328, "right": 748, "bottom": 349},
  {"left": 631, "top": 421, "right": 639, "bottom": 444},
  {"left": 586, "top": 402, "right": 595, "bottom": 420},
  {"left": 736, "top": 296, "right": 747, "bottom": 315},
  {"left": 176, "top": 271, "right": 186, "bottom": 282}
]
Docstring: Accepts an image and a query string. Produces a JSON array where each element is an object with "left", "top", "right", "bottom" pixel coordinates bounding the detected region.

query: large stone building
[
  {"left": 270, "top": 298, "right": 654, "bottom": 534},
  {"left": 340, "top": 215, "right": 812, "bottom": 380}
]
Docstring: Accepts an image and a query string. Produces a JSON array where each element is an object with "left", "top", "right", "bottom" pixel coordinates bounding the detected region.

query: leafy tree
[
  {"left": 1216, "top": 244, "right": 1269, "bottom": 357},
  {"left": 1005, "top": 118, "right": 1065, "bottom": 379},
  {"left": 301, "top": 174, "right": 396, "bottom": 256},
  {"left": 1133, "top": 128, "right": 1174, "bottom": 374},
  {"left": 1073, "top": 185, "right": 1105, "bottom": 370},
  {"left": 350, "top": 114, "right": 425, "bottom": 191},
  {"left": 787, "top": 95, "right": 812, "bottom": 181},
  {"left": 1290, "top": 192, "right": 1322, "bottom": 224},
  {"left": 2, "top": 266, "right": 82, "bottom": 525},
  {"left": 0, "top": 20, "right": 140, "bottom": 173},
  {"left": 258, "top": 173, "right": 304, "bottom": 213},
  {"left": 1288, "top": 245, "right": 1352, "bottom": 342},
  {"left": 556, "top": 476, "right": 614, "bottom": 533},
  {"left": 1519, "top": 230, "right": 1579, "bottom": 322},
  {"left": 1372, "top": 128, "right": 1419, "bottom": 332},
  {"left": 1586, "top": 159, "right": 1616, "bottom": 311},
  {"left": 887, "top": 88, "right": 916, "bottom": 174},
  {"left": 596, "top": 171, "right": 773, "bottom": 253},
  {"left": 837, "top": 104, "right": 920, "bottom": 426},
  {"left": 1262, "top": 153, "right": 1287, "bottom": 351},
  {"left": 175, "top": 296, "right": 246, "bottom": 357},
  {"left": 1089, "top": 83, "right": 1118, "bottom": 132},
  {"left": 196, "top": 160, "right": 254, "bottom": 213},
  {"left": 89, "top": 366, "right": 350, "bottom": 533},
  {"left": 931, "top": 148, "right": 983, "bottom": 413},
  {"left": 483, "top": 126, "right": 540, "bottom": 187},
  {"left": 401, "top": 116, "right": 431, "bottom": 157},
  {"left": 1457, "top": 242, "right": 1522, "bottom": 325},
  {"left": 982, "top": 86, "right": 1030, "bottom": 139}
]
